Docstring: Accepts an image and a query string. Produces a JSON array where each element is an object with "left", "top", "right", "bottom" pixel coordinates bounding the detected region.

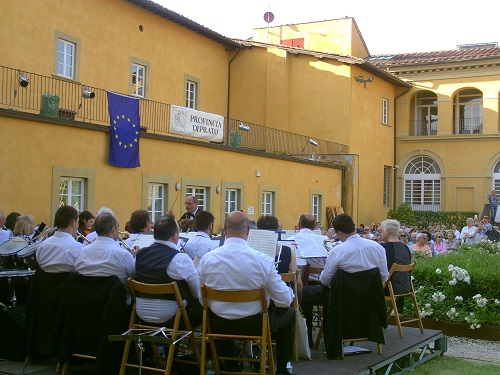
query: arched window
[
  {"left": 492, "top": 160, "right": 500, "bottom": 193},
  {"left": 453, "top": 89, "right": 483, "bottom": 134},
  {"left": 404, "top": 156, "right": 441, "bottom": 211}
]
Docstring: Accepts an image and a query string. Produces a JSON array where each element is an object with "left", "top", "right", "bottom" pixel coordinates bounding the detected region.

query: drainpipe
[
  {"left": 226, "top": 48, "right": 243, "bottom": 121},
  {"left": 393, "top": 84, "right": 412, "bottom": 209}
]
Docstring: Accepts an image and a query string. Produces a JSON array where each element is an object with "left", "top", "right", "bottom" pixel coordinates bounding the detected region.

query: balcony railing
[
  {"left": 0, "top": 65, "right": 348, "bottom": 163},
  {"left": 413, "top": 119, "right": 438, "bottom": 136},
  {"left": 457, "top": 117, "right": 483, "bottom": 134}
]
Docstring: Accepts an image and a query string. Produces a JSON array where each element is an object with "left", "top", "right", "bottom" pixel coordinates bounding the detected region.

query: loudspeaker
[{"left": 0, "top": 306, "right": 26, "bottom": 361}]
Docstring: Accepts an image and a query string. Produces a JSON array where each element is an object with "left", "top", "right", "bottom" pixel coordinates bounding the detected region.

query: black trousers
[
  {"left": 300, "top": 285, "right": 328, "bottom": 344},
  {"left": 208, "top": 304, "right": 295, "bottom": 372}
]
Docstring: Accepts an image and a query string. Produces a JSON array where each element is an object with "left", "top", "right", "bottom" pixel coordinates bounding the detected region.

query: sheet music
[
  {"left": 293, "top": 232, "right": 328, "bottom": 258},
  {"left": 132, "top": 233, "right": 155, "bottom": 249},
  {"left": 247, "top": 229, "right": 278, "bottom": 259}
]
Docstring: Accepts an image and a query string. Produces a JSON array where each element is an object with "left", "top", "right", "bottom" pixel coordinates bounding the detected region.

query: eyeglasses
[
  {"left": 400, "top": 234, "right": 407, "bottom": 237},
  {"left": 364, "top": 229, "right": 371, "bottom": 232},
  {"left": 436, "top": 236, "right": 442, "bottom": 238}
]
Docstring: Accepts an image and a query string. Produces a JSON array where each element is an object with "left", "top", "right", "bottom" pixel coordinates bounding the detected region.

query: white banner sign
[{"left": 170, "top": 105, "right": 224, "bottom": 142}]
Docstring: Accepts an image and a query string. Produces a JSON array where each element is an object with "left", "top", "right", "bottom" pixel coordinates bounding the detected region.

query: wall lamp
[
  {"left": 82, "top": 85, "right": 95, "bottom": 99},
  {"left": 238, "top": 121, "right": 250, "bottom": 131},
  {"left": 355, "top": 74, "right": 374, "bottom": 88},
  {"left": 18, "top": 70, "right": 29, "bottom": 88},
  {"left": 300, "top": 137, "right": 318, "bottom": 155}
]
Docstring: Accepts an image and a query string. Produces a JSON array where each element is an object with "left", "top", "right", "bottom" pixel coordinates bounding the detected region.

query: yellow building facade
[
  {"left": 369, "top": 46, "right": 500, "bottom": 219},
  {"left": 1, "top": 0, "right": 408, "bottom": 230}
]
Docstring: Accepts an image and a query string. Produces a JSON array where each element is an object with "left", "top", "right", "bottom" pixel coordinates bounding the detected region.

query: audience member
[
  {"left": 433, "top": 232, "right": 447, "bottom": 255},
  {"left": 476, "top": 215, "right": 492, "bottom": 241},
  {"left": 410, "top": 233, "right": 432, "bottom": 257},
  {"left": 445, "top": 230, "right": 459, "bottom": 252},
  {"left": 460, "top": 217, "right": 477, "bottom": 244}
]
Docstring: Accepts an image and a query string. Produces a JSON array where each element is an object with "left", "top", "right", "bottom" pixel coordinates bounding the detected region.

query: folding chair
[
  {"left": 118, "top": 278, "right": 201, "bottom": 375},
  {"left": 384, "top": 262, "right": 424, "bottom": 338},
  {"left": 200, "top": 285, "right": 274, "bottom": 375},
  {"left": 279, "top": 271, "right": 299, "bottom": 362}
]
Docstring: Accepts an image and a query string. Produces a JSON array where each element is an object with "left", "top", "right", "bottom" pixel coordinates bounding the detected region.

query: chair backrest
[
  {"left": 128, "top": 278, "right": 184, "bottom": 308},
  {"left": 279, "top": 271, "right": 298, "bottom": 306},
  {"left": 201, "top": 285, "right": 267, "bottom": 313},
  {"left": 387, "top": 262, "right": 416, "bottom": 280}
]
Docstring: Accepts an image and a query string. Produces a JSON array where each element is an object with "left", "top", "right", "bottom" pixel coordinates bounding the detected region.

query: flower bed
[{"left": 407, "top": 240, "right": 500, "bottom": 329}]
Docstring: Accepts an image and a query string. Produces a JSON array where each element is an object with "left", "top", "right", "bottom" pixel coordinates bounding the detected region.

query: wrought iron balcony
[{"left": 0, "top": 65, "right": 348, "bottom": 164}]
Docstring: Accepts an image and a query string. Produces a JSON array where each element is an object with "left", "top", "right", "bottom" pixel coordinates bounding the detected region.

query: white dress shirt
[
  {"left": 136, "top": 240, "right": 201, "bottom": 324},
  {"left": 75, "top": 236, "right": 135, "bottom": 304},
  {"left": 320, "top": 233, "right": 389, "bottom": 286},
  {"left": 183, "top": 231, "right": 218, "bottom": 260},
  {"left": 36, "top": 231, "right": 84, "bottom": 272},
  {"left": 0, "top": 229, "right": 12, "bottom": 245},
  {"left": 198, "top": 237, "right": 294, "bottom": 320}
]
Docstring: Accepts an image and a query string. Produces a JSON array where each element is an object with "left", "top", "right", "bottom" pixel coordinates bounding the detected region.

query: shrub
[
  {"left": 407, "top": 241, "right": 500, "bottom": 328},
  {"left": 387, "top": 203, "right": 416, "bottom": 226},
  {"left": 387, "top": 203, "right": 479, "bottom": 228}
]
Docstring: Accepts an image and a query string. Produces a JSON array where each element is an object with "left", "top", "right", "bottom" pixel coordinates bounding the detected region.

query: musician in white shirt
[
  {"left": 198, "top": 211, "right": 294, "bottom": 375},
  {"left": 36, "top": 205, "right": 83, "bottom": 273},
  {"left": 0, "top": 211, "right": 11, "bottom": 245},
  {"left": 183, "top": 210, "right": 217, "bottom": 260}
]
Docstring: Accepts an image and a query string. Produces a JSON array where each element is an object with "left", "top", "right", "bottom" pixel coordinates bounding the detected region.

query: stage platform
[{"left": 0, "top": 325, "right": 446, "bottom": 374}]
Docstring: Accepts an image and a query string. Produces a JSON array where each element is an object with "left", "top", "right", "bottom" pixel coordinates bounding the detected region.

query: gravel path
[{"left": 446, "top": 337, "right": 500, "bottom": 364}]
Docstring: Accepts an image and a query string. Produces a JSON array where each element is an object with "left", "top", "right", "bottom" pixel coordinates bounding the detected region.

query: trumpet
[
  {"left": 76, "top": 231, "right": 92, "bottom": 244},
  {"left": 120, "top": 231, "right": 130, "bottom": 240},
  {"left": 323, "top": 239, "right": 337, "bottom": 252}
]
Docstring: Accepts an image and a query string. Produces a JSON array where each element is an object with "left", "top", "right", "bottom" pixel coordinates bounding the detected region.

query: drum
[
  {"left": 0, "top": 269, "right": 35, "bottom": 307},
  {"left": 17, "top": 242, "right": 40, "bottom": 270},
  {"left": 0, "top": 238, "right": 28, "bottom": 270}
]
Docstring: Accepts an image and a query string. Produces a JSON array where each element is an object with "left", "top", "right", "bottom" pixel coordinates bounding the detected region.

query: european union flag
[{"left": 107, "top": 91, "right": 141, "bottom": 168}]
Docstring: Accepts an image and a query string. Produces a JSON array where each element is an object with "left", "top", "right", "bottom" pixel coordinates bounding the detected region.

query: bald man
[{"left": 198, "top": 211, "right": 295, "bottom": 375}]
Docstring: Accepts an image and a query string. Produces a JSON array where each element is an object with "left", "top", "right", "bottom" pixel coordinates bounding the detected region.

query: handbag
[{"left": 296, "top": 307, "right": 312, "bottom": 360}]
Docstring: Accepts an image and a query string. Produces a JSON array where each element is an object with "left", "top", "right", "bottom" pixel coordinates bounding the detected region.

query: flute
[{"left": 76, "top": 231, "right": 92, "bottom": 244}]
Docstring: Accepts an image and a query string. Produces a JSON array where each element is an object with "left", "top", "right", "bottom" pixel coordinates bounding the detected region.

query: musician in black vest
[{"left": 134, "top": 214, "right": 202, "bottom": 327}]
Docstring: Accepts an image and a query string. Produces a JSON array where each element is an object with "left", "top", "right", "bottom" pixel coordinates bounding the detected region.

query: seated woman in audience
[
  {"left": 445, "top": 229, "right": 459, "bottom": 252},
  {"left": 13, "top": 214, "right": 36, "bottom": 243},
  {"left": 399, "top": 230, "right": 410, "bottom": 245},
  {"left": 410, "top": 232, "right": 432, "bottom": 257},
  {"left": 433, "top": 231, "right": 447, "bottom": 255}
]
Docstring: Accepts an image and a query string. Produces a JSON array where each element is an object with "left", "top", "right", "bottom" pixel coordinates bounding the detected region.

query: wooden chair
[
  {"left": 118, "top": 278, "right": 201, "bottom": 375},
  {"left": 200, "top": 285, "right": 274, "bottom": 375},
  {"left": 384, "top": 262, "right": 424, "bottom": 338},
  {"left": 279, "top": 271, "right": 299, "bottom": 362}
]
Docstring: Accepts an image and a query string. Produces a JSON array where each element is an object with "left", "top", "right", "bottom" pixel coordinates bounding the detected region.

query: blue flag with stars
[{"left": 107, "top": 91, "right": 140, "bottom": 168}]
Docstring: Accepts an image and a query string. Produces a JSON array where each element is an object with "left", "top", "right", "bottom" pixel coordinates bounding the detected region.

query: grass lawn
[{"left": 407, "top": 356, "right": 500, "bottom": 375}]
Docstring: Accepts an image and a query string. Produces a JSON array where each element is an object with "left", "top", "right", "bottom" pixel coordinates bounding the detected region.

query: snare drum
[
  {"left": 17, "top": 242, "right": 40, "bottom": 270},
  {"left": 0, "top": 238, "right": 28, "bottom": 270},
  {"left": 0, "top": 269, "right": 35, "bottom": 307}
]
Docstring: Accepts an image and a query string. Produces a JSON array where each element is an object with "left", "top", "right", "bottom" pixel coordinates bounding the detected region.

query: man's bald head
[
  {"left": 299, "top": 213, "right": 316, "bottom": 230},
  {"left": 224, "top": 211, "right": 250, "bottom": 239}
]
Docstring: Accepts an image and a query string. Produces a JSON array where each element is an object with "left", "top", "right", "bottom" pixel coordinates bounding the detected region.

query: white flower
[
  {"left": 425, "top": 303, "right": 431, "bottom": 308},
  {"left": 470, "top": 324, "right": 475, "bottom": 330},
  {"left": 464, "top": 276, "right": 471, "bottom": 284},
  {"left": 495, "top": 299, "right": 500, "bottom": 305},
  {"left": 448, "top": 264, "right": 454, "bottom": 272},
  {"left": 476, "top": 298, "right": 488, "bottom": 307},
  {"left": 436, "top": 268, "right": 442, "bottom": 274},
  {"left": 432, "top": 292, "right": 446, "bottom": 302},
  {"left": 455, "top": 296, "right": 463, "bottom": 302},
  {"left": 449, "top": 278, "right": 457, "bottom": 286}
]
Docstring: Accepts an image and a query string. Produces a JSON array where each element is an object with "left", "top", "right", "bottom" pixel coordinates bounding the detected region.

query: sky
[{"left": 154, "top": 0, "right": 500, "bottom": 55}]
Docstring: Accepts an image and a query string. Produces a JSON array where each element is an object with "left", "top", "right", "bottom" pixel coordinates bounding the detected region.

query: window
[
  {"left": 148, "top": 183, "right": 165, "bottom": 223},
  {"left": 453, "top": 89, "right": 483, "bottom": 134},
  {"left": 492, "top": 161, "right": 500, "bottom": 197},
  {"left": 225, "top": 188, "right": 239, "bottom": 215},
  {"left": 185, "top": 80, "right": 197, "bottom": 109},
  {"left": 58, "top": 39, "right": 75, "bottom": 78},
  {"left": 383, "top": 166, "right": 391, "bottom": 207},
  {"left": 311, "top": 194, "right": 322, "bottom": 222},
  {"left": 404, "top": 156, "right": 441, "bottom": 211},
  {"left": 53, "top": 31, "right": 80, "bottom": 80},
  {"left": 262, "top": 191, "right": 274, "bottom": 216},
  {"left": 414, "top": 91, "right": 438, "bottom": 135},
  {"left": 186, "top": 186, "right": 207, "bottom": 211},
  {"left": 59, "top": 177, "right": 84, "bottom": 211},
  {"left": 132, "top": 62, "right": 146, "bottom": 97},
  {"left": 381, "top": 98, "right": 389, "bottom": 125}
]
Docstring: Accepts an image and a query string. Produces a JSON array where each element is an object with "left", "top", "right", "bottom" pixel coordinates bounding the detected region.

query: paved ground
[{"left": 445, "top": 337, "right": 500, "bottom": 364}]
